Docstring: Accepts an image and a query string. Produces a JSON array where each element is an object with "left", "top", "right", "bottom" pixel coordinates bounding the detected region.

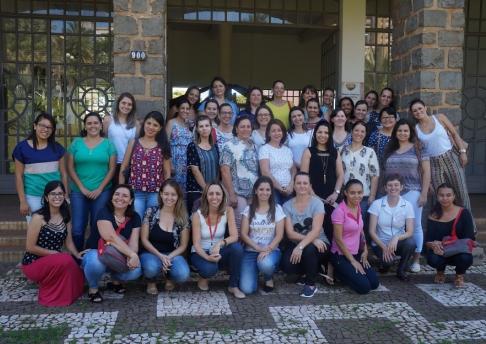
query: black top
[
  {"left": 426, "top": 208, "right": 475, "bottom": 246},
  {"left": 22, "top": 221, "right": 67, "bottom": 265},
  {"left": 85, "top": 207, "right": 141, "bottom": 249},
  {"left": 308, "top": 146, "right": 337, "bottom": 200},
  {"left": 147, "top": 222, "right": 177, "bottom": 254}
]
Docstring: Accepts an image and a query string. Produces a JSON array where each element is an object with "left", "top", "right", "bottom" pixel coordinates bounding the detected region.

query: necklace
[
  {"left": 114, "top": 214, "right": 126, "bottom": 224},
  {"left": 317, "top": 149, "right": 329, "bottom": 185}
]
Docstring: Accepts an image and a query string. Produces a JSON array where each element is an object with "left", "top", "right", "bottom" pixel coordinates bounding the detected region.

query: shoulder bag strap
[{"left": 450, "top": 208, "right": 464, "bottom": 239}]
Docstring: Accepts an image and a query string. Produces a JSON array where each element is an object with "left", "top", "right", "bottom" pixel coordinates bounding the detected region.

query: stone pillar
[
  {"left": 218, "top": 23, "right": 232, "bottom": 81},
  {"left": 338, "top": 0, "right": 366, "bottom": 102},
  {"left": 391, "top": 0, "right": 465, "bottom": 124},
  {"left": 113, "top": 0, "right": 166, "bottom": 117}
]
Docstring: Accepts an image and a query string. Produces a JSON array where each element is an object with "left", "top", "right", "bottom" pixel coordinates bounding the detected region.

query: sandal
[
  {"left": 164, "top": 280, "right": 175, "bottom": 292},
  {"left": 434, "top": 271, "right": 446, "bottom": 284},
  {"left": 262, "top": 280, "right": 275, "bottom": 293},
  {"left": 146, "top": 283, "right": 159, "bottom": 295},
  {"left": 454, "top": 274, "right": 465, "bottom": 288},
  {"left": 107, "top": 282, "right": 126, "bottom": 294},
  {"left": 88, "top": 291, "right": 103, "bottom": 303}
]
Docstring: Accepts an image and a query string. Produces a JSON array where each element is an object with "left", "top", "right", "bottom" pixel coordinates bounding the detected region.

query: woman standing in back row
[{"left": 103, "top": 92, "right": 139, "bottom": 186}]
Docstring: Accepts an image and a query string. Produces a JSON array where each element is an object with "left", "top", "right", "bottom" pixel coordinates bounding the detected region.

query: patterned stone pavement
[{"left": 1, "top": 262, "right": 486, "bottom": 344}]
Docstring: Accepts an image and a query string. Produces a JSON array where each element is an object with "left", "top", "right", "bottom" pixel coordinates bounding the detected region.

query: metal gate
[
  {"left": 462, "top": 0, "right": 486, "bottom": 192},
  {"left": 0, "top": 1, "right": 114, "bottom": 193}
]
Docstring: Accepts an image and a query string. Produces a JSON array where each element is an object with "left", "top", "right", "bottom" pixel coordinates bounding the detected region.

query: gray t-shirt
[{"left": 283, "top": 196, "right": 328, "bottom": 244}]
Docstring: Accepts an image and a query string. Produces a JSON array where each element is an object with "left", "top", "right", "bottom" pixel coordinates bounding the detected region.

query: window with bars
[
  {"left": 365, "top": 0, "right": 392, "bottom": 93},
  {"left": 0, "top": 0, "right": 114, "bottom": 175},
  {"left": 167, "top": 0, "right": 339, "bottom": 28}
]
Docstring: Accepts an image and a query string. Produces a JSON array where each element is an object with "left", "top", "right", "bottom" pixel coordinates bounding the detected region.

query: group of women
[{"left": 14, "top": 77, "right": 476, "bottom": 307}]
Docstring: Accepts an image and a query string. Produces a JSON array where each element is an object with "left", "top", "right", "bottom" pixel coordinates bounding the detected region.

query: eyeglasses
[
  {"left": 220, "top": 111, "right": 233, "bottom": 115},
  {"left": 48, "top": 192, "right": 65, "bottom": 198},
  {"left": 37, "top": 123, "right": 54, "bottom": 131}
]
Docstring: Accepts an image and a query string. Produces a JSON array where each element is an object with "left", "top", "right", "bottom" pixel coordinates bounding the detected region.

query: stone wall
[
  {"left": 391, "top": 0, "right": 465, "bottom": 124},
  {"left": 113, "top": 0, "right": 166, "bottom": 118}
]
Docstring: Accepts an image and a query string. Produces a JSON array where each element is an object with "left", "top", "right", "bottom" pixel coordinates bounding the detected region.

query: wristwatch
[
  {"left": 459, "top": 148, "right": 467, "bottom": 153},
  {"left": 335, "top": 189, "right": 341, "bottom": 194},
  {"left": 298, "top": 245, "right": 304, "bottom": 250}
]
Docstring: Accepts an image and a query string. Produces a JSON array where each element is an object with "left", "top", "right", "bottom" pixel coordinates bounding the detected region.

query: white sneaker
[{"left": 410, "top": 262, "right": 421, "bottom": 273}]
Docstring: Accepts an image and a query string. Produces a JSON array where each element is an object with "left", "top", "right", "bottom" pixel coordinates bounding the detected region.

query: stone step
[
  {"left": 0, "top": 221, "right": 27, "bottom": 231},
  {"left": 0, "top": 247, "right": 24, "bottom": 263},
  {"left": 0, "top": 234, "right": 25, "bottom": 247}
]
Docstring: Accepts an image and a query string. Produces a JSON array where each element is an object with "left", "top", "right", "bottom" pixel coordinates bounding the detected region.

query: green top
[{"left": 67, "top": 137, "right": 116, "bottom": 192}]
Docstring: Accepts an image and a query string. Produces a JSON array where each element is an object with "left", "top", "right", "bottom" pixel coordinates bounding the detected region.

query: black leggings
[{"left": 281, "top": 242, "right": 328, "bottom": 286}]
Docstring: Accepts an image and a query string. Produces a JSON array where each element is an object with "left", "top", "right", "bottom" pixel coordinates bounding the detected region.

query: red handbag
[{"left": 97, "top": 218, "right": 130, "bottom": 273}]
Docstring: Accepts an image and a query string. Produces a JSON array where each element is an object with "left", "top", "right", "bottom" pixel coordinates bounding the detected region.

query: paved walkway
[{"left": 1, "top": 263, "right": 486, "bottom": 343}]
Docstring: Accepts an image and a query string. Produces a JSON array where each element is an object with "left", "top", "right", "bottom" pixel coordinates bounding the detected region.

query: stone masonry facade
[
  {"left": 113, "top": 0, "right": 167, "bottom": 117},
  {"left": 391, "top": 0, "right": 465, "bottom": 124}
]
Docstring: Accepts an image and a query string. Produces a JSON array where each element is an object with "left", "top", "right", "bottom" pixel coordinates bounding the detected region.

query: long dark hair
[
  {"left": 248, "top": 176, "right": 276, "bottom": 224},
  {"left": 194, "top": 114, "right": 215, "bottom": 146},
  {"left": 383, "top": 118, "right": 417, "bottom": 165},
  {"left": 430, "top": 183, "right": 459, "bottom": 219},
  {"left": 106, "top": 184, "right": 136, "bottom": 219},
  {"left": 244, "top": 87, "right": 264, "bottom": 112},
  {"left": 338, "top": 97, "right": 355, "bottom": 117},
  {"left": 28, "top": 112, "right": 57, "bottom": 150},
  {"left": 139, "top": 111, "right": 172, "bottom": 158},
  {"left": 310, "top": 120, "right": 337, "bottom": 158},
  {"left": 114, "top": 92, "right": 137, "bottom": 129},
  {"left": 287, "top": 106, "right": 306, "bottom": 137},
  {"left": 36, "top": 180, "right": 70, "bottom": 223},
  {"left": 80, "top": 112, "right": 104, "bottom": 137},
  {"left": 298, "top": 84, "right": 318, "bottom": 108},
  {"left": 185, "top": 85, "right": 201, "bottom": 108}
]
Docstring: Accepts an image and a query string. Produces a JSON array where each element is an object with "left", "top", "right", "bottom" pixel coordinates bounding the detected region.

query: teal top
[{"left": 67, "top": 137, "right": 116, "bottom": 192}]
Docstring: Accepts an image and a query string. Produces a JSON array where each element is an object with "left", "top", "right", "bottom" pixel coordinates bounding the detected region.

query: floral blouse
[{"left": 340, "top": 145, "right": 380, "bottom": 196}]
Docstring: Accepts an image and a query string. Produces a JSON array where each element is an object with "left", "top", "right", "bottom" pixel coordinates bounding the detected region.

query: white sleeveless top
[
  {"left": 192, "top": 209, "right": 227, "bottom": 252},
  {"left": 415, "top": 115, "right": 452, "bottom": 157},
  {"left": 108, "top": 121, "right": 137, "bottom": 163}
]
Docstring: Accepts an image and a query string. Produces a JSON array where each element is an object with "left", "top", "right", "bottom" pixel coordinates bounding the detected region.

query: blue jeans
[
  {"left": 134, "top": 191, "right": 159, "bottom": 220},
  {"left": 426, "top": 251, "right": 473, "bottom": 275},
  {"left": 274, "top": 191, "right": 292, "bottom": 206},
  {"left": 239, "top": 249, "right": 281, "bottom": 294},
  {"left": 190, "top": 243, "right": 244, "bottom": 288},
  {"left": 330, "top": 252, "right": 379, "bottom": 294},
  {"left": 361, "top": 196, "right": 371, "bottom": 243},
  {"left": 140, "top": 252, "right": 190, "bottom": 283},
  {"left": 401, "top": 190, "right": 423, "bottom": 253},
  {"left": 81, "top": 249, "right": 142, "bottom": 289},
  {"left": 70, "top": 190, "right": 111, "bottom": 251}
]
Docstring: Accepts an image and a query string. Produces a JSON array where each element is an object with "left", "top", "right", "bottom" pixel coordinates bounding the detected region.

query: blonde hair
[{"left": 158, "top": 179, "right": 188, "bottom": 227}]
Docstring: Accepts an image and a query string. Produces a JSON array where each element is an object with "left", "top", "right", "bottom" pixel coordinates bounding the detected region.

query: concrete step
[
  {"left": 0, "top": 235, "right": 25, "bottom": 247},
  {"left": 0, "top": 221, "right": 27, "bottom": 231},
  {"left": 0, "top": 247, "right": 24, "bottom": 263}
]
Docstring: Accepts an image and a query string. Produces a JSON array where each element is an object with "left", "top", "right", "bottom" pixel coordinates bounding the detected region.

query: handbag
[
  {"left": 97, "top": 218, "right": 130, "bottom": 273},
  {"left": 442, "top": 208, "right": 476, "bottom": 258}
]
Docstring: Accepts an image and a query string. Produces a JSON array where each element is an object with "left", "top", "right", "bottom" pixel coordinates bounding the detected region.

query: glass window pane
[
  {"left": 51, "top": 35, "right": 65, "bottom": 63},
  {"left": 96, "top": 22, "right": 110, "bottom": 35},
  {"left": 32, "top": 19, "right": 47, "bottom": 32},
  {"left": 66, "top": 2, "right": 80, "bottom": 15},
  {"left": 81, "top": 37, "right": 95, "bottom": 63},
  {"left": 365, "top": 46, "right": 375, "bottom": 72},
  {"left": 81, "top": 21, "right": 95, "bottom": 34},
  {"left": 18, "top": 34, "right": 32, "bottom": 61},
  {"left": 18, "top": 18, "right": 31, "bottom": 32},
  {"left": 227, "top": 11, "right": 240, "bottom": 22},
  {"left": 469, "top": 0, "right": 481, "bottom": 19},
  {"left": 270, "top": 11, "right": 284, "bottom": 24},
  {"left": 66, "top": 21, "right": 80, "bottom": 34},
  {"left": 469, "top": 19, "right": 480, "bottom": 32},
  {"left": 212, "top": 9, "right": 226, "bottom": 21},
  {"left": 66, "top": 36, "right": 80, "bottom": 64},
  {"left": 96, "top": 37, "right": 110, "bottom": 64},
  {"left": 4, "top": 33, "right": 17, "bottom": 61},
  {"left": 96, "top": 3, "right": 111, "bottom": 17},
  {"left": 375, "top": 46, "right": 389, "bottom": 72},
  {"left": 51, "top": 20, "right": 64, "bottom": 34},
  {"left": 256, "top": 12, "right": 270, "bottom": 23},
  {"left": 377, "top": 32, "right": 389, "bottom": 45},
  {"left": 365, "top": 32, "right": 376, "bottom": 45},
  {"left": 2, "top": 18, "right": 16, "bottom": 32},
  {"left": 33, "top": 34, "right": 47, "bottom": 62},
  {"left": 198, "top": 8, "right": 211, "bottom": 20}
]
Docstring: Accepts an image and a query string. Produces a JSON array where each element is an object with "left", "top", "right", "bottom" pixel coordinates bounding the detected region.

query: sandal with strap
[
  {"left": 107, "top": 282, "right": 126, "bottom": 294},
  {"left": 434, "top": 271, "right": 446, "bottom": 284},
  {"left": 88, "top": 291, "right": 103, "bottom": 303},
  {"left": 454, "top": 274, "right": 465, "bottom": 288}
]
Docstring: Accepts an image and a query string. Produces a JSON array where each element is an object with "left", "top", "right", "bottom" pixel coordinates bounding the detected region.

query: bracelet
[{"left": 459, "top": 148, "right": 467, "bottom": 153}]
